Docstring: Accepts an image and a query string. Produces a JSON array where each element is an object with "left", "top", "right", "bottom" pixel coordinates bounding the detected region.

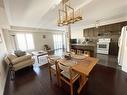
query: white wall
[
  {"left": 71, "top": 30, "right": 83, "bottom": 39},
  {"left": 2, "top": 29, "right": 14, "bottom": 52},
  {"left": 32, "top": 32, "right": 54, "bottom": 51},
  {"left": 0, "top": 6, "right": 9, "bottom": 95},
  {"left": 3, "top": 29, "right": 64, "bottom": 52},
  {"left": 0, "top": 29, "right": 7, "bottom": 95}
]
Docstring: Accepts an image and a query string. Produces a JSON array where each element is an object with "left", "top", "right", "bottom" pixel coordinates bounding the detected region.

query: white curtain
[
  {"left": 16, "top": 33, "right": 35, "bottom": 51},
  {"left": 53, "top": 34, "right": 63, "bottom": 50}
]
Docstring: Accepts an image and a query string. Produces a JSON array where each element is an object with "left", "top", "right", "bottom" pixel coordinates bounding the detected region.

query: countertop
[{"left": 71, "top": 43, "right": 97, "bottom": 47}]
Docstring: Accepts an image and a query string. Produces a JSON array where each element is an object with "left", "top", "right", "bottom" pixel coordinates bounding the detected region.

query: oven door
[{"left": 97, "top": 43, "right": 109, "bottom": 50}]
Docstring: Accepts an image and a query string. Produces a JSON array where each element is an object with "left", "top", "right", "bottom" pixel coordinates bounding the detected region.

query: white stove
[{"left": 97, "top": 38, "right": 111, "bottom": 54}]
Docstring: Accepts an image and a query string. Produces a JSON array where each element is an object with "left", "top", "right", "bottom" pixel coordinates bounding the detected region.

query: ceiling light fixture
[
  {"left": 57, "top": 0, "right": 83, "bottom": 27},
  {"left": 54, "top": 0, "right": 62, "bottom": 5}
]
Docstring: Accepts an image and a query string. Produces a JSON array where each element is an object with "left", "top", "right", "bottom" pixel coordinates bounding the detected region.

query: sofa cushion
[
  {"left": 11, "top": 55, "right": 32, "bottom": 64},
  {"left": 14, "top": 50, "right": 26, "bottom": 57},
  {"left": 13, "top": 59, "right": 34, "bottom": 71},
  {"left": 7, "top": 54, "right": 17, "bottom": 61},
  {"left": 4, "top": 56, "right": 11, "bottom": 65}
]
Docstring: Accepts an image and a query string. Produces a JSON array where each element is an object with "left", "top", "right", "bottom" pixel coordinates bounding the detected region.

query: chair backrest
[
  {"left": 77, "top": 50, "right": 83, "bottom": 55},
  {"left": 84, "top": 51, "right": 90, "bottom": 57},
  {"left": 58, "top": 62, "right": 70, "bottom": 72},
  {"left": 47, "top": 57, "right": 56, "bottom": 65},
  {"left": 58, "top": 62, "right": 75, "bottom": 80},
  {"left": 48, "top": 55, "right": 61, "bottom": 64},
  {"left": 71, "top": 49, "right": 76, "bottom": 53},
  {"left": 71, "top": 51, "right": 75, "bottom": 55}
]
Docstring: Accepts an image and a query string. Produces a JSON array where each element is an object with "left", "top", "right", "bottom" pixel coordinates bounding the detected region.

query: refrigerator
[{"left": 118, "top": 26, "right": 127, "bottom": 72}]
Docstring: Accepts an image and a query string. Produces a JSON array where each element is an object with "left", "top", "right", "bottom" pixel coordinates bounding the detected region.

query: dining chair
[
  {"left": 77, "top": 50, "right": 83, "bottom": 55},
  {"left": 57, "top": 62, "right": 80, "bottom": 95},
  {"left": 47, "top": 55, "right": 60, "bottom": 84},
  {"left": 84, "top": 50, "right": 90, "bottom": 57},
  {"left": 71, "top": 49, "right": 76, "bottom": 54},
  {"left": 70, "top": 51, "right": 76, "bottom": 55}
]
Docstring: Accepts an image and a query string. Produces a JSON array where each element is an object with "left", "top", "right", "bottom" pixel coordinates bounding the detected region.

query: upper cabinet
[
  {"left": 83, "top": 27, "right": 97, "bottom": 37},
  {"left": 83, "top": 21, "right": 127, "bottom": 38}
]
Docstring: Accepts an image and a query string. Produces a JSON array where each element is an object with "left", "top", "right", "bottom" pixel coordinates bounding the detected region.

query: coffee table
[{"left": 32, "top": 51, "right": 48, "bottom": 63}]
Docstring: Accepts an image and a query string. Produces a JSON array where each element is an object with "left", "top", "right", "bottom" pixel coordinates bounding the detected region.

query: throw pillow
[{"left": 14, "top": 50, "right": 26, "bottom": 57}]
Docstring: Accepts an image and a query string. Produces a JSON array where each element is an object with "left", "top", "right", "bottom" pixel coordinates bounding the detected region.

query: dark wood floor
[
  {"left": 97, "top": 54, "right": 121, "bottom": 69},
  {"left": 4, "top": 63, "right": 127, "bottom": 95}
]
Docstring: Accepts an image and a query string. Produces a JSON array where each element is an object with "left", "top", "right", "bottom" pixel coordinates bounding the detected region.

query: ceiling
[{"left": 3, "top": 0, "right": 127, "bottom": 31}]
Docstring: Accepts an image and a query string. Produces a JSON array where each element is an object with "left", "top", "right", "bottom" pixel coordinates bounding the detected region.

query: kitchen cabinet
[
  {"left": 84, "top": 21, "right": 127, "bottom": 38},
  {"left": 83, "top": 28, "right": 97, "bottom": 37},
  {"left": 93, "top": 28, "right": 98, "bottom": 37},
  {"left": 83, "top": 21, "right": 127, "bottom": 56},
  {"left": 87, "top": 29, "right": 90, "bottom": 37},
  {"left": 84, "top": 29, "right": 89, "bottom": 37},
  {"left": 99, "top": 26, "right": 105, "bottom": 32},
  {"left": 90, "top": 28, "right": 94, "bottom": 37},
  {"left": 88, "top": 28, "right": 92, "bottom": 37},
  {"left": 105, "top": 25, "right": 111, "bottom": 31}
]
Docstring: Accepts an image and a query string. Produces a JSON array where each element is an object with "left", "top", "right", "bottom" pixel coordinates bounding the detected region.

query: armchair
[{"left": 4, "top": 53, "right": 34, "bottom": 80}]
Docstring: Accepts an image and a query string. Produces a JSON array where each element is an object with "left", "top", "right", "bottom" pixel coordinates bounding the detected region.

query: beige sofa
[{"left": 4, "top": 53, "right": 34, "bottom": 80}]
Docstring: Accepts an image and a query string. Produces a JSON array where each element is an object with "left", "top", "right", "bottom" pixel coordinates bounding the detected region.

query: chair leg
[
  {"left": 47, "top": 62, "right": 52, "bottom": 80},
  {"left": 70, "top": 84, "right": 74, "bottom": 95},
  {"left": 59, "top": 79, "right": 62, "bottom": 87},
  {"left": 56, "top": 72, "right": 60, "bottom": 86},
  {"left": 49, "top": 67, "right": 52, "bottom": 80}
]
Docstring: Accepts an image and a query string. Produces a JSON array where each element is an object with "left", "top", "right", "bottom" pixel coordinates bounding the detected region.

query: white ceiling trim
[
  {"left": 71, "top": 15, "right": 127, "bottom": 32},
  {"left": 2, "top": 0, "right": 127, "bottom": 30}
]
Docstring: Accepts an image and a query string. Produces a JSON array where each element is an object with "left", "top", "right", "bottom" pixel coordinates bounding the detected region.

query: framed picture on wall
[
  {"left": 43, "top": 35, "right": 46, "bottom": 39},
  {"left": 0, "top": 33, "right": 2, "bottom": 43}
]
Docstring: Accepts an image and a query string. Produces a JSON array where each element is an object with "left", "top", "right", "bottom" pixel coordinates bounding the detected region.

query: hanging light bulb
[{"left": 55, "top": 0, "right": 62, "bottom": 5}]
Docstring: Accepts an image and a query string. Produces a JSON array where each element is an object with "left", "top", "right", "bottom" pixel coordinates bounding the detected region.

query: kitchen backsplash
[{"left": 77, "top": 38, "right": 97, "bottom": 44}]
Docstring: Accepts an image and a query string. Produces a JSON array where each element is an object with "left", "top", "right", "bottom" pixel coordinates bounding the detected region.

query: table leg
[
  {"left": 77, "top": 74, "right": 88, "bottom": 94},
  {"left": 37, "top": 56, "right": 40, "bottom": 63}
]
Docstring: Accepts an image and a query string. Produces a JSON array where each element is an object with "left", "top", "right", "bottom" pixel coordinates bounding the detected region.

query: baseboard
[{"left": 3, "top": 68, "right": 10, "bottom": 95}]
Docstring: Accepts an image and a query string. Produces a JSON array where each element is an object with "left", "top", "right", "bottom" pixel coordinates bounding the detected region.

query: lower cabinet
[{"left": 71, "top": 45, "right": 96, "bottom": 57}]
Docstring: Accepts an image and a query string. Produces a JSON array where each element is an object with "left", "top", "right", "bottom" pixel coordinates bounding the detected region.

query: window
[
  {"left": 16, "top": 33, "right": 35, "bottom": 51},
  {"left": 53, "top": 34, "right": 63, "bottom": 50}
]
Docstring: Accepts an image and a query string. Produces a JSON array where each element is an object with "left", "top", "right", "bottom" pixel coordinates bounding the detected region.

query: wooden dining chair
[
  {"left": 77, "top": 50, "right": 83, "bottom": 55},
  {"left": 84, "top": 50, "right": 90, "bottom": 57},
  {"left": 57, "top": 62, "right": 80, "bottom": 95},
  {"left": 71, "top": 49, "right": 76, "bottom": 54},
  {"left": 47, "top": 56, "right": 60, "bottom": 84}
]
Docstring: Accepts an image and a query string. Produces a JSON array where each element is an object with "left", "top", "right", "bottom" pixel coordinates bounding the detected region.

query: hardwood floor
[
  {"left": 97, "top": 54, "right": 121, "bottom": 69},
  {"left": 4, "top": 64, "right": 127, "bottom": 95},
  {"left": 4, "top": 49, "right": 127, "bottom": 95}
]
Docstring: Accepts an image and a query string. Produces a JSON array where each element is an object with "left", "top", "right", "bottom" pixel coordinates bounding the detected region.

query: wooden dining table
[
  {"left": 58, "top": 56, "right": 99, "bottom": 94},
  {"left": 72, "top": 57, "right": 98, "bottom": 93}
]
